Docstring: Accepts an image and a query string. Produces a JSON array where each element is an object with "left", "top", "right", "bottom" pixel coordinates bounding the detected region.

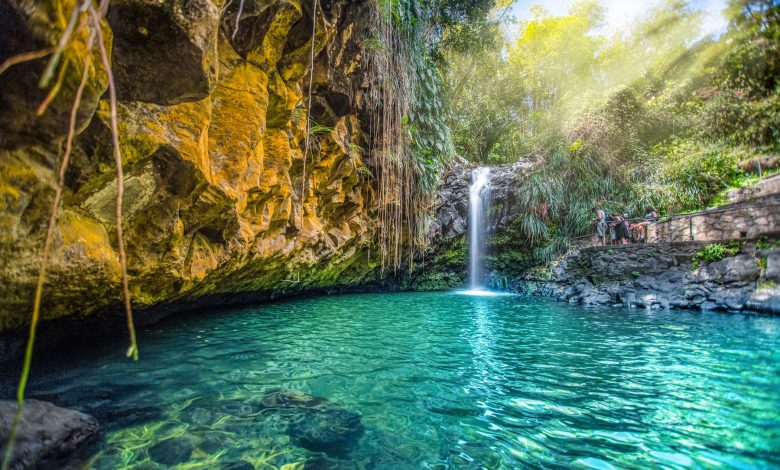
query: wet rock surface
[
  {"left": 513, "top": 242, "right": 780, "bottom": 314},
  {"left": 107, "top": 0, "right": 220, "bottom": 104},
  {"left": 0, "top": 0, "right": 109, "bottom": 149},
  {"left": 427, "top": 158, "right": 539, "bottom": 241},
  {"left": 404, "top": 158, "right": 539, "bottom": 291},
  {"left": 0, "top": 399, "right": 100, "bottom": 469}
]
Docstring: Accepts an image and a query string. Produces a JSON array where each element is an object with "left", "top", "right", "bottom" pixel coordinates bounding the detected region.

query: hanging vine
[
  {"left": 300, "top": 0, "right": 319, "bottom": 228},
  {"left": 365, "top": 0, "right": 457, "bottom": 273},
  {"left": 1, "top": 1, "right": 138, "bottom": 467}
]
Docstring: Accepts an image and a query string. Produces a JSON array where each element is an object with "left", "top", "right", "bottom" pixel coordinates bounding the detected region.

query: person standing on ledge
[
  {"left": 613, "top": 213, "right": 631, "bottom": 245},
  {"left": 593, "top": 207, "right": 607, "bottom": 246}
]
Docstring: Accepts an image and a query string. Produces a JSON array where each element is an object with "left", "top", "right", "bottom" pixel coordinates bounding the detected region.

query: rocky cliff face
[
  {"left": 404, "top": 158, "right": 539, "bottom": 290},
  {"left": 0, "top": 0, "right": 383, "bottom": 334},
  {"left": 427, "top": 159, "right": 539, "bottom": 241}
]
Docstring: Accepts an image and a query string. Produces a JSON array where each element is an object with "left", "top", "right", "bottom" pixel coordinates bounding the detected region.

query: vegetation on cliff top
[{"left": 443, "top": 0, "right": 779, "bottom": 261}]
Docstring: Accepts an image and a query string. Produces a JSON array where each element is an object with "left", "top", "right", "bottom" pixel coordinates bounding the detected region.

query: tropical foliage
[
  {"left": 366, "top": 0, "right": 497, "bottom": 271},
  {"left": 444, "top": 0, "right": 780, "bottom": 260}
]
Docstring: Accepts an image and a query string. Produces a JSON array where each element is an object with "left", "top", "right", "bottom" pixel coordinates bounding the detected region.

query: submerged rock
[
  {"left": 259, "top": 389, "right": 330, "bottom": 409},
  {"left": 30, "top": 382, "right": 162, "bottom": 430},
  {"left": 221, "top": 461, "right": 255, "bottom": 470},
  {"left": 148, "top": 436, "right": 196, "bottom": 465},
  {"left": 198, "top": 432, "right": 225, "bottom": 453},
  {"left": 186, "top": 407, "right": 214, "bottom": 426},
  {"left": 259, "top": 390, "right": 363, "bottom": 456},
  {"left": 218, "top": 399, "right": 260, "bottom": 417},
  {"left": 289, "top": 408, "right": 363, "bottom": 455},
  {"left": 130, "top": 462, "right": 164, "bottom": 470},
  {"left": 304, "top": 455, "right": 360, "bottom": 469},
  {"left": 0, "top": 399, "right": 99, "bottom": 469}
]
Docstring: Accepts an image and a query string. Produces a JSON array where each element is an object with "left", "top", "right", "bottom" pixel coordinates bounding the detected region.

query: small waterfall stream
[{"left": 468, "top": 167, "right": 490, "bottom": 290}]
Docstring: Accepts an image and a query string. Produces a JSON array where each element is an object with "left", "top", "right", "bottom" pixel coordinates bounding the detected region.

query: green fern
[
  {"left": 348, "top": 143, "right": 365, "bottom": 155},
  {"left": 357, "top": 166, "right": 374, "bottom": 178},
  {"left": 309, "top": 124, "right": 334, "bottom": 135}
]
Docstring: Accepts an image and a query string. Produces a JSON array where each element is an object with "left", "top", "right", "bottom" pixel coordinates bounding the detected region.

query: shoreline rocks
[
  {"left": 0, "top": 400, "right": 100, "bottom": 470},
  {"left": 511, "top": 241, "right": 780, "bottom": 314}
]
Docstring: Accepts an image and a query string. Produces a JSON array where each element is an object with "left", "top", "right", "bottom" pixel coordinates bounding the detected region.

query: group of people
[{"left": 593, "top": 207, "right": 659, "bottom": 246}]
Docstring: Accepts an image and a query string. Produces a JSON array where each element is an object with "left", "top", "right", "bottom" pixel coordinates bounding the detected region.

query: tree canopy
[{"left": 441, "top": 0, "right": 780, "bottom": 259}]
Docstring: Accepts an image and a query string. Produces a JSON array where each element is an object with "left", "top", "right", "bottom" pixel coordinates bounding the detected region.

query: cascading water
[{"left": 468, "top": 167, "right": 490, "bottom": 291}]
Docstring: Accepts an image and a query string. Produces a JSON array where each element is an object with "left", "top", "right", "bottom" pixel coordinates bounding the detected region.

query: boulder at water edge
[{"left": 0, "top": 399, "right": 99, "bottom": 469}]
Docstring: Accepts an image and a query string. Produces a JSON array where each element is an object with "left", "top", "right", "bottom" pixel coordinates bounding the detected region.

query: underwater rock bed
[{"left": 10, "top": 387, "right": 364, "bottom": 469}]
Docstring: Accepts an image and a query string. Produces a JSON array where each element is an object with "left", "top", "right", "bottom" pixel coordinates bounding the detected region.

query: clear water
[{"left": 9, "top": 292, "right": 780, "bottom": 469}]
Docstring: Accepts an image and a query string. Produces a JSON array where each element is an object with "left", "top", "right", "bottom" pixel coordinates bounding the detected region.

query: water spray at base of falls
[{"left": 468, "top": 167, "right": 490, "bottom": 291}]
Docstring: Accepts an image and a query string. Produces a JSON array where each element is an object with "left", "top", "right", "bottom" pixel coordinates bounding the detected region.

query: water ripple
[{"left": 8, "top": 292, "right": 780, "bottom": 469}]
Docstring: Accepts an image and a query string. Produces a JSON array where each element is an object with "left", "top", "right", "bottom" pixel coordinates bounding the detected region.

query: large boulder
[{"left": 0, "top": 399, "right": 100, "bottom": 469}]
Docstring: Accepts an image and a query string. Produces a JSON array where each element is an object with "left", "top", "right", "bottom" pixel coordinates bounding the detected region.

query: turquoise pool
[{"left": 11, "top": 292, "right": 780, "bottom": 468}]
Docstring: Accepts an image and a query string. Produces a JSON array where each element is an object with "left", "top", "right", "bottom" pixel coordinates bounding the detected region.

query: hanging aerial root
[
  {"left": 90, "top": 5, "right": 139, "bottom": 361},
  {"left": 37, "top": 52, "right": 71, "bottom": 115},
  {"left": 0, "top": 48, "right": 55, "bottom": 76},
  {"left": 0, "top": 24, "right": 96, "bottom": 470},
  {"left": 232, "top": 0, "right": 245, "bottom": 40},
  {"left": 299, "top": 0, "right": 318, "bottom": 228},
  {"left": 40, "top": 0, "right": 90, "bottom": 88}
]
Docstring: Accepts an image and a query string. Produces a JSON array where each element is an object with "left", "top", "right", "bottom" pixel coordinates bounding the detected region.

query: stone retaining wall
[
  {"left": 650, "top": 192, "right": 780, "bottom": 242},
  {"left": 727, "top": 173, "right": 780, "bottom": 203}
]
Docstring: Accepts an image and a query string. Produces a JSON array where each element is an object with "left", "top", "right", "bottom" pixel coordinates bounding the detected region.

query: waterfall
[{"left": 468, "top": 167, "right": 490, "bottom": 290}]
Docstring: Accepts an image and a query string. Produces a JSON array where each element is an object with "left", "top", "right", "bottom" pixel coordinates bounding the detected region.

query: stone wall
[
  {"left": 650, "top": 192, "right": 780, "bottom": 242},
  {"left": 513, "top": 240, "right": 780, "bottom": 314},
  {"left": 727, "top": 173, "right": 780, "bottom": 203}
]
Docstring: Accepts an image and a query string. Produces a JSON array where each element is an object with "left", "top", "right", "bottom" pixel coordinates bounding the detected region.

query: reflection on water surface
[{"left": 7, "top": 292, "right": 780, "bottom": 469}]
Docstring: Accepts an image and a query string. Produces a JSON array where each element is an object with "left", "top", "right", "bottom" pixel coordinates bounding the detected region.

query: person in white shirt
[{"left": 593, "top": 207, "right": 607, "bottom": 246}]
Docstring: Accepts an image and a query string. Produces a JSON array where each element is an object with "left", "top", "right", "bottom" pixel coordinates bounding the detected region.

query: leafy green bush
[
  {"left": 638, "top": 141, "right": 755, "bottom": 212},
  {"left": 757, "top": 238, "right": 780, "bottom": 250},
  {"left": 439, "top": 0, "right": 778, "bottom": 266},
  {"left": 695, "top": 242, "right": 740, "bottom": 264}
]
